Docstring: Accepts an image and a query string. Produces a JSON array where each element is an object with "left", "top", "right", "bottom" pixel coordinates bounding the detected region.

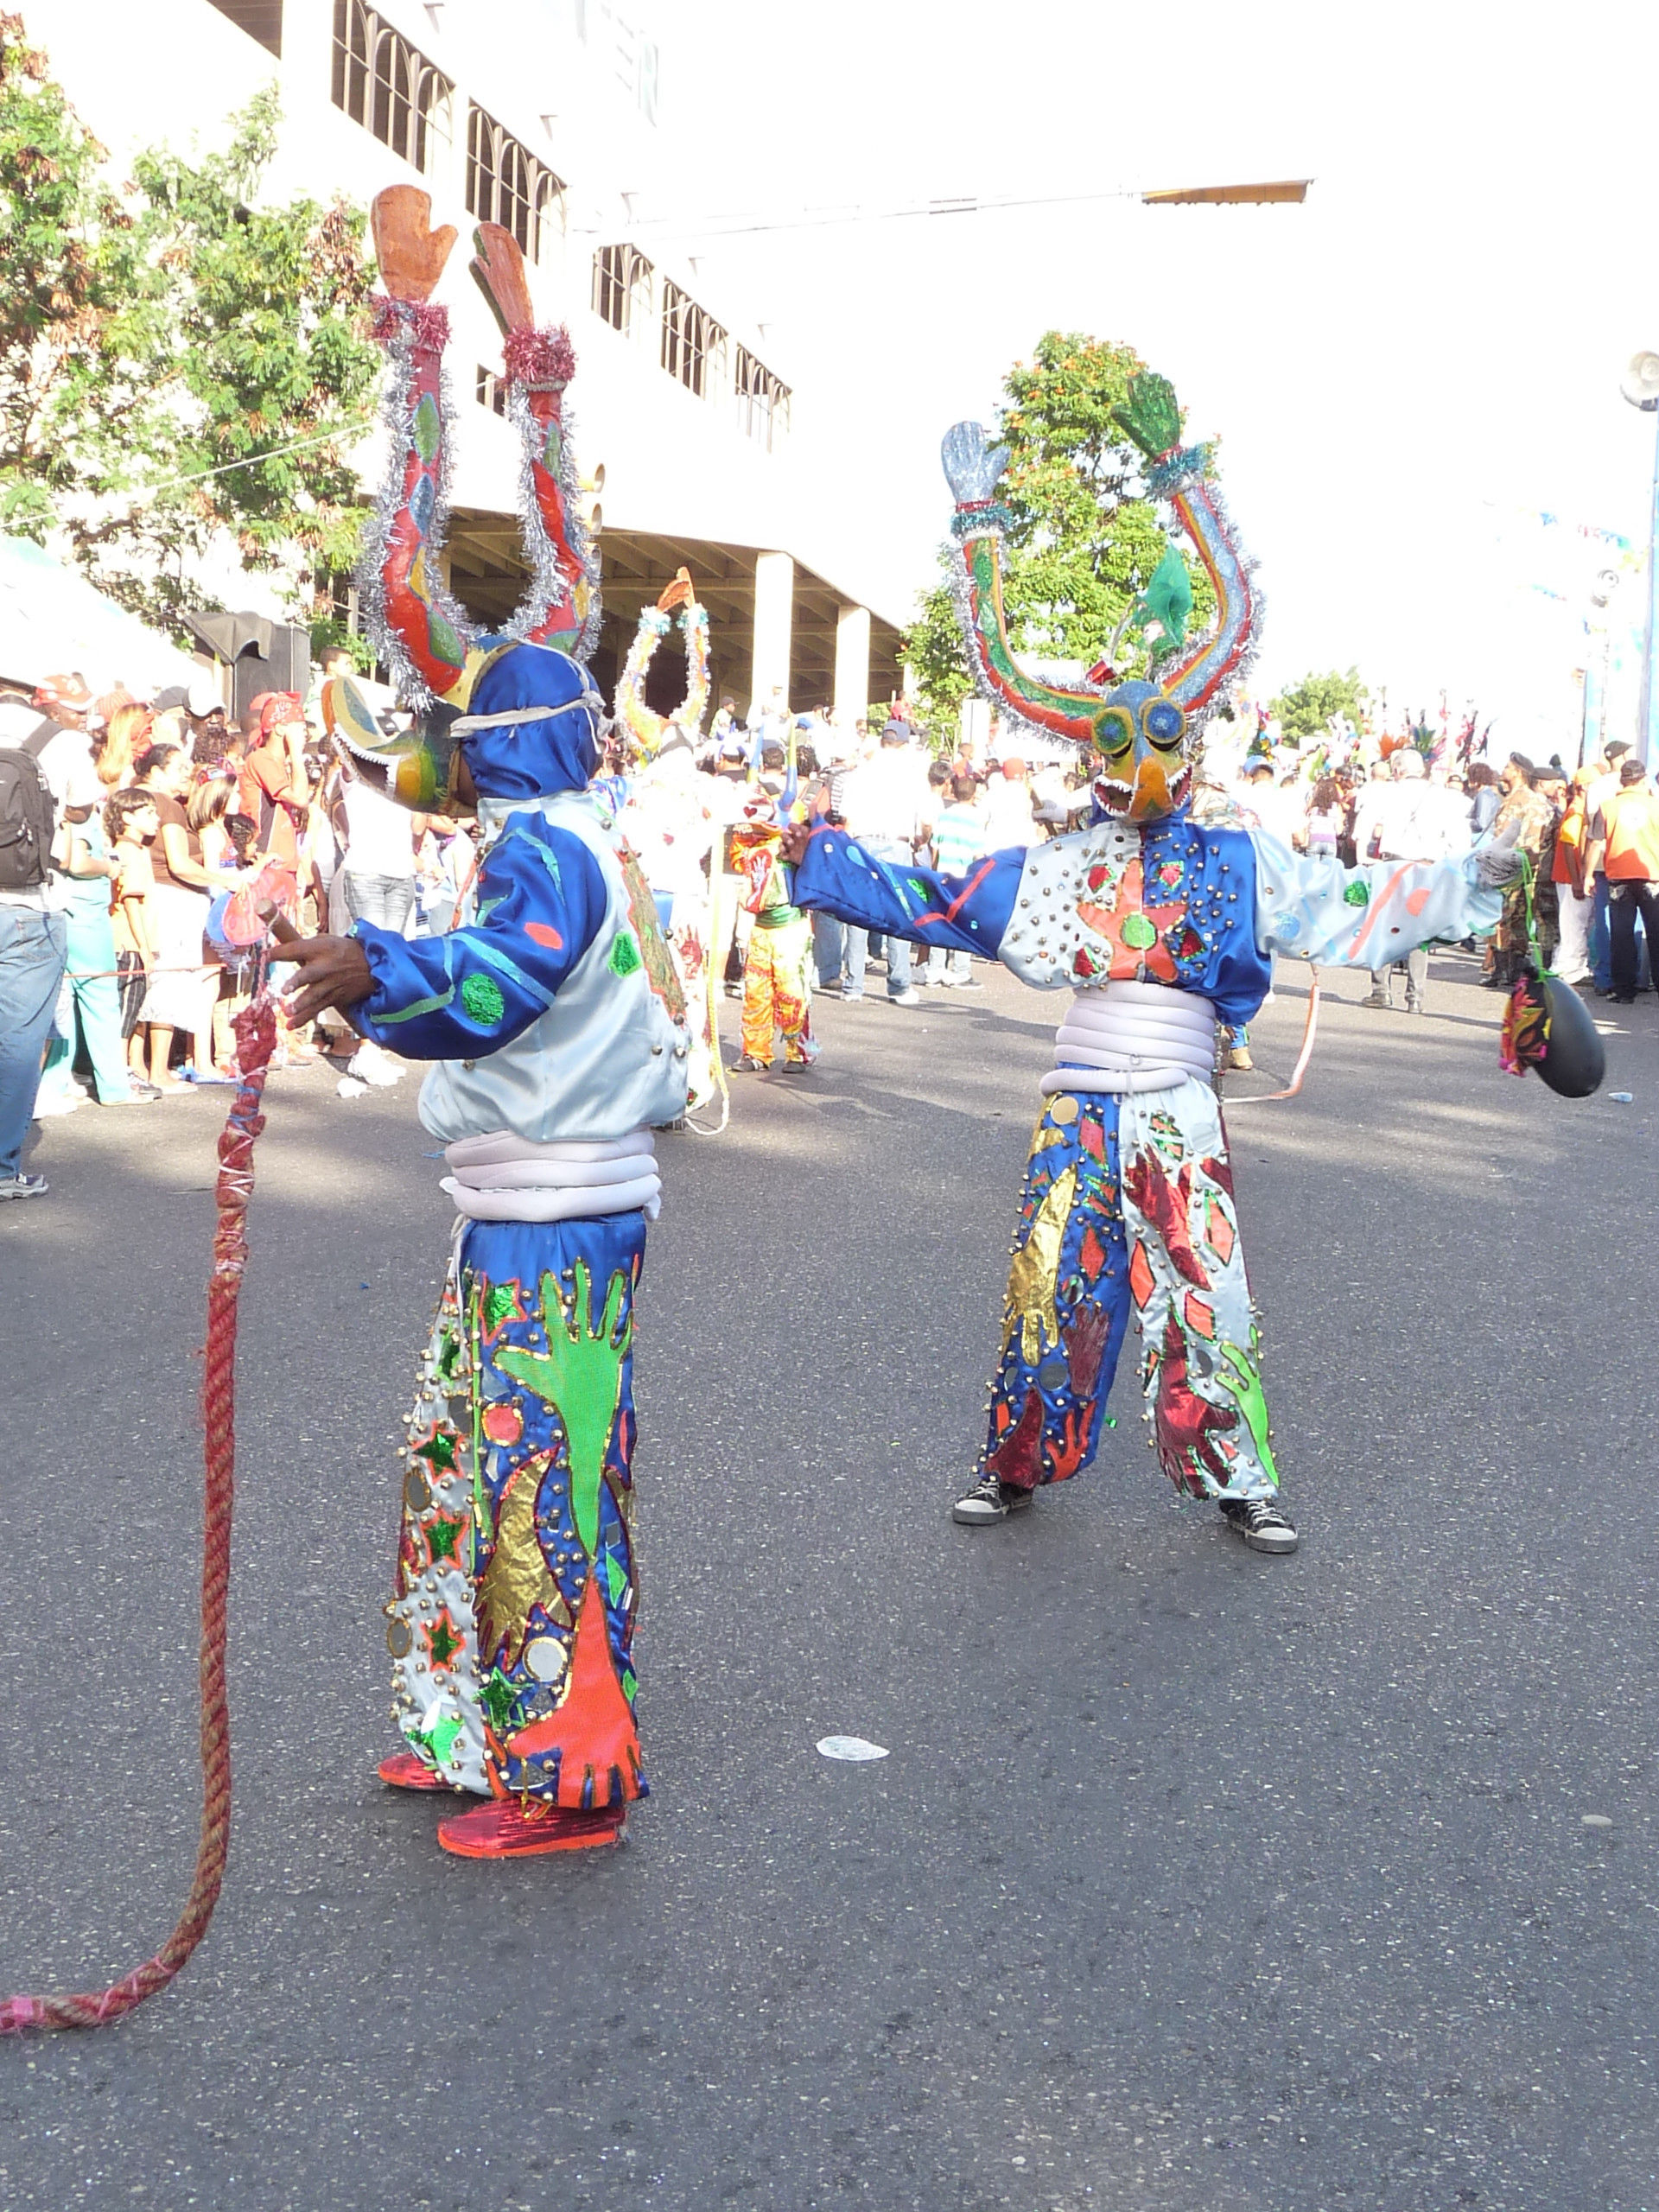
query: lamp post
[{"left": 1619, "top": 350, "right": 1659, "bottom": 763}]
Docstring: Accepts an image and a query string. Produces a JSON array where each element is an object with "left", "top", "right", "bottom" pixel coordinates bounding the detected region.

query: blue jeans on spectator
[
  {"left": 1590, "top": 873, "right": 1611, "bottom": 991},
  {"left": 843, "top": 840, "right": 913, "bottom": 999},
  {"left": 38, "top": 902, "right": 131, "bottom": 1103},
  {"left": 810, "top": 910, "right": 844, "bottom": 989},
  {"left": 0, "top": 906, "right": 68, "bottom": 1179}
]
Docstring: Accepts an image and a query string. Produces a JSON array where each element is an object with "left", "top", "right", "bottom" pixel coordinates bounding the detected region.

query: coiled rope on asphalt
[{"left": 0, "top": 983, "right": 277, "bottom": 2036}]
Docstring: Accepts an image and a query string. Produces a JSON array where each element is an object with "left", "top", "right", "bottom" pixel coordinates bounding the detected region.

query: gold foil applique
[{"left": 1005, "top": 1164, "right": 1077, "bottom": 1366}]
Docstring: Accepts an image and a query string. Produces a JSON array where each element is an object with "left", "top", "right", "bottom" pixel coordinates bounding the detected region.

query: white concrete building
[{"left": 40, "top": 0, "right": 908, "bottom": 718}]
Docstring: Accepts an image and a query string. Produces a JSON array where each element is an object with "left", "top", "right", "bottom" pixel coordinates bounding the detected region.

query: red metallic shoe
[
  {"left": 378, "top": 1751, "right": 448, "bottom": 1791},
  {"left": 437, "top": 1797, "right": 626, "bottom": 1859}
]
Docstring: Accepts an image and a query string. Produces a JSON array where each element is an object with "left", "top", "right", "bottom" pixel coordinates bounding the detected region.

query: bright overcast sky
[{"left": 650, "top": 0, "right": 1659, "bottom": 749}]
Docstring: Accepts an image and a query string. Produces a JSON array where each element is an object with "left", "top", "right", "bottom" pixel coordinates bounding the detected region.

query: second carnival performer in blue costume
[
  {"left": 784, "top": 374, "right": 1522, "bottom": 1551},
  {"left": 282, "top": 191, "right": 690, "bottom": 1858}
]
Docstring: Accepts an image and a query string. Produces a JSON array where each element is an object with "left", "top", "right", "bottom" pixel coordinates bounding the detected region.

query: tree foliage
[
  {"left": 1268, "top": 667, "right": 1370, "bottom": 741},
  {"left": 0, "top": 16, "right": 379, "bottom": 629},
  {"left": 903, "top": 331, "right": 1217, "bottom": 722}
]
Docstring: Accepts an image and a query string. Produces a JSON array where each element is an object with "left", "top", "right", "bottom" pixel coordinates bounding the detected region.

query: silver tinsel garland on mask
[
  {"left": 500, "top": 376, "right": 604, "bottom": 662},
  {"left": 354, "top": 298, "right": 478, "bottom": 713}
]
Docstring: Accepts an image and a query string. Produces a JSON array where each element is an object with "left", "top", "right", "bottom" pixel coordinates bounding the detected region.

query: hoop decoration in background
[{"left": 615, "top": 569, "right": 711, "bottom": 761}]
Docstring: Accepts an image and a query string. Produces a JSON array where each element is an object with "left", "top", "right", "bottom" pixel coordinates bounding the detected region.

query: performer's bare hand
[
  {"left": 271, "top": 929, "right": 375, "bottom": 1027},
  {"left": 1471, "top": 817, "right": 1523, "bottom": 887},
  {"left": 779, "top": 821, "right": 811, "bottom": 867}
]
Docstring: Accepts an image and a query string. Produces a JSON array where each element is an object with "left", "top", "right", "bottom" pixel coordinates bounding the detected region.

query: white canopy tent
[{"left": 0, "top": 537, "right": 205, "bottom": 701}]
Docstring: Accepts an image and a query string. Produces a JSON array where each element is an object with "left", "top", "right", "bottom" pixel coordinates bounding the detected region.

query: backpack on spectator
[{"left": 0, "top": 728, "right": 57, "bottom": 892}]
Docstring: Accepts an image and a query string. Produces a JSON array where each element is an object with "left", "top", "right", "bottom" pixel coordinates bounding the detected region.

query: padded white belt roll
[
  {"left": 1040, "top": 980, "right": 1217, "bottom": 1096},
  {"left": 441, "top": 1128, "right": 662, "bottom": 1223}
]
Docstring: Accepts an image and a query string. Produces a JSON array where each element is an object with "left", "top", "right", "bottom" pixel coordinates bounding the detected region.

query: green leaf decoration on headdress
[
  {"left": 1132, "top": 546, "right": 1193, "bottom": 659},
  {"left": 1112, "top": 372, "right": 1181, "bottom": 459}
]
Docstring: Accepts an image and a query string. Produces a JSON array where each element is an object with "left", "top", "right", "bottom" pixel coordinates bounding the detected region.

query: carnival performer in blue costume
[
  {"left": 784, "top": 374, "right": 1520, "bottom": 1553},
  {"left": 281, "top": 190, "right": 690, "bottom": 1858}
]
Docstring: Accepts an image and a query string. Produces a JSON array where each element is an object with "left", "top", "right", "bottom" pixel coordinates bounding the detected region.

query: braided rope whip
[{"left": 0, "top": 988, "right": 278, "bottom": 2036}]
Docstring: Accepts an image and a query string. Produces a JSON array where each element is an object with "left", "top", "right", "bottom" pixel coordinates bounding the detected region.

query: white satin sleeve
[{"left": 1248, "top": 830, "right": 1503, "bottom": 969}]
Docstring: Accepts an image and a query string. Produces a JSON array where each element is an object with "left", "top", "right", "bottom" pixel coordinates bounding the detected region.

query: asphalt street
[{"left": 2, "top": 950, "right": 1656, "bottom": 2211}]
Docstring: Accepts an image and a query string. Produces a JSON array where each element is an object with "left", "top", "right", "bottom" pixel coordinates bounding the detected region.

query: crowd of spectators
[{"left": 0, "top": 656, "right": 478, "bottom": 1197}]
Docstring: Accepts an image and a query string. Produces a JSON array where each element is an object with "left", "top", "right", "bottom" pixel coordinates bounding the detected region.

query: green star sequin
[
  {"left": 416, "top": 1713, "right": 463, "bottom": 1766},
  {"left": 414, "top": 1427, "right": 459, "bottom": 1473},
  {"left": 480, "top": 1669, "right": 520, "bottom": 1732},
  {"left": 435, "top": 1326, "right": 464, "bottom": 1382},
  {"left": 1343, "top": 880, "right": 1370, "bottom": 907},
  {"left": 481, "top": 1281, "right": 521, "bottom": 1332},
  {"left": 427, "top": 1514, "right": 464, "bottom": 1564},
  {"left": 461, "top": 972, "right": 505, "bottom": 1026},
  {"left": 424, "top": 1614, "right": 462, "bottom": 1669},
  {"left": 609, "top": 931, "right": 641, "bottom": 977}
]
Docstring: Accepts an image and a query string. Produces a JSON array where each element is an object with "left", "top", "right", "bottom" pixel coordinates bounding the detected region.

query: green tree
[
  {"left": 1268, "top": 668, "right": 1370, "bottom": 742},
  {"left": 0, "top": 16, "right": 378, "bottom": 630},
  {"left": 902, "top": 331, "right": 1217, "bottom": 721}
]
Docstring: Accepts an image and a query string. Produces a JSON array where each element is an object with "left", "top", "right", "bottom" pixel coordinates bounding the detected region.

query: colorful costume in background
[
  {"left": 792, "top": 376, "right": 1511, "bottom": 1541},
  {"left": 614, "top": 575, "right": 721, "bottom": 1110},
  {"left": 338, "top": 193, "right": 690, "bottom": 1855},
  {"left": 732, "top": 803, "right": 818, "bottom": 1070}
]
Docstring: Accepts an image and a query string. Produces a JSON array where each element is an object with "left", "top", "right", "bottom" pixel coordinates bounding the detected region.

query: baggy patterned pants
[
  {"left": 387, "top": 1211, "right": 649, "bottom": 1809},
  {"left": 741, "top": 914, "right": 819, "bottom": 1066},
  {"left": 981, "top": 1076, "right": 1278, "bottom": 1502}
]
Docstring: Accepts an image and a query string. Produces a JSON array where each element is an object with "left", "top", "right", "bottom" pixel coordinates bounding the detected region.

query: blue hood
[{"left": 461, "top": 641, "right": 601, "bottom": 801}]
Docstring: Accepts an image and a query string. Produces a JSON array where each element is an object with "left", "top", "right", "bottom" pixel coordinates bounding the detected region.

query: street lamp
[
  {"left": 1618, "top": 348, "right": 1659, "bottom": 764},
  {"left": 1582, "top": 566, "right": 1622, "bottom": 767}
]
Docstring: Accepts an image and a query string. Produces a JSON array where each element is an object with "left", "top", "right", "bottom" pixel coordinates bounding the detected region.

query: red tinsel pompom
[
  {"left": 504, "top": 326, "right": 576, "bottom": 389},
  {"left": 370, "top": 296, "right": 451, "bottom": 352}
]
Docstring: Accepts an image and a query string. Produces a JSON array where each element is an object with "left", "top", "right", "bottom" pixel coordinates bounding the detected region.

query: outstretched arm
[
  {"left": 471, "top": 225, "right": 601, "bottom": 658},
  {"left": 357, "top": 188, "right": 476, "bottom": 708},
  {"left": 1249, "top": 828, "right": 1516, "bottom": 966},
  {"left": 785, "top": 818, "right": 1025, "bottom": 960},
  {"left": 282, "top": 817, "right": 609, "bottom": 1052}
]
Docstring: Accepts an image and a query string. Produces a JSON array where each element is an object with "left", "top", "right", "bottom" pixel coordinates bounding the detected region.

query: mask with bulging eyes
[{"left": 1090, "top": 677, "right": 1192, "bottom": 823}]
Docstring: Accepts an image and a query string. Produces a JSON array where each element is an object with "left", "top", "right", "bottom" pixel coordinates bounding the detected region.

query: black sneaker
[
  {"left": 1217, "top": 1497, "right": 1299, "bottom": 1554},
  {"left": 951, "top": 1472, "right": 1036, "bottom": 1526}
]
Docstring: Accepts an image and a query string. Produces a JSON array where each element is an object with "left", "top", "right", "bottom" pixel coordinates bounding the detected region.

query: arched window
[
  {"left": 734, "top": 347, "right": 791, "bottom": 451},
  {"left": 331, "top": 0, "right": 454, "bottom": 175},
  {"left": 466, "top": 105, "right": 565, "bottom": 264}
]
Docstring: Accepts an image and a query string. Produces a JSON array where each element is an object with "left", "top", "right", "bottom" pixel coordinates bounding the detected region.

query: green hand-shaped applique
[
  {"left": 1216, "top": 1338, "right": 1279, "bottom": 1487},
  {"left": 1111, "top": 372, "right": 1182, "bottom": 459},
  {"left": 494, "top": 1261, "right": 630, "bottom": 1560}
]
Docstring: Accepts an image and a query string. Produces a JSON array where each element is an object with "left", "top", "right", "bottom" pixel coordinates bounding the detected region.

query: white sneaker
[
  {"left": 890, "top": 988, "right": 921, "bottom": 1007},
  {"left": 32, "top": 1090, "right": 81, "bottom": 1117},
  {"left": 0, "top": 1173, "right": 48, "bottom": 1200}
]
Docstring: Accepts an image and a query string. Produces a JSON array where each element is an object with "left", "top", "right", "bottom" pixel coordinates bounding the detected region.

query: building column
[
  {"left": 833, "top": 604, "right": 871, "bottom": 729},
  {"left": 750, "top": 550, "right": 794, "bottom": 718}
]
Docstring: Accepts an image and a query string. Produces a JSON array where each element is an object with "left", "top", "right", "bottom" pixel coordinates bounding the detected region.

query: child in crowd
[
  {"left": 1304, "top": 776, "right": 1344, "bottom": 861},
  {"left": 107, "top": 788, "right": 161, "bottom": 1088},
  {"left": 922, "top": 772, "right": 988, "bottom": 989},
  {"left": 729, "top": 792, "right": 819, "bottom": 1073}
]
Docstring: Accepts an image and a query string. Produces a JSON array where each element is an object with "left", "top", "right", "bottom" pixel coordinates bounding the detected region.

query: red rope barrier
[{"left": 0, "top": 988, "right": 278, "bottom": 2036}]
